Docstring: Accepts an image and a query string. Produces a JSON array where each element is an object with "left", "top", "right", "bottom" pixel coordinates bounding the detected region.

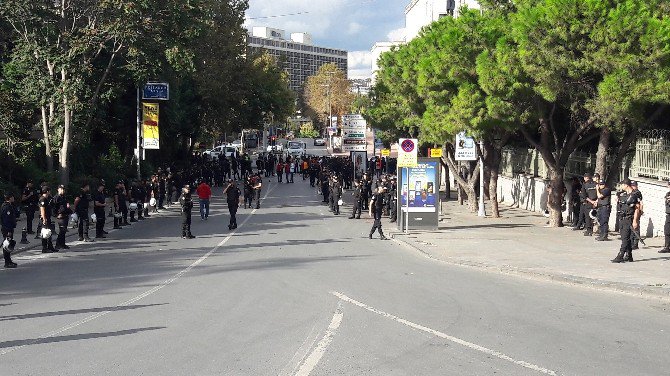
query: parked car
[
  {"left": 203, "top": 145, "right": 237, "bottom": 160},
  {"left": 287, "top": 141, "right": 306, "bottom": 156},
  {"left": 313, "top": 138, "right": 326, "bottom": 146}
]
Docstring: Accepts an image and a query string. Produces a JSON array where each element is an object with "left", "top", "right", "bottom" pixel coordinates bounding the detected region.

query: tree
[
  {"left": 299, "top": 122, "right": 319, "bottom": 138},
  {"left": 303, "top": 63, "right": 354, "bottom": 128}
]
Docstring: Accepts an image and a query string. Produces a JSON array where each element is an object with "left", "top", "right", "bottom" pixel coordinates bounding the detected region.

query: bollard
[{"left": 20, "top": 228, "right": 30, "bottom": 244}]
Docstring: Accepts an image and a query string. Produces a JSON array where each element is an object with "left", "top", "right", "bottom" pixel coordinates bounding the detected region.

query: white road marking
[
  {"left": 294, "top": 301, "right": 344, "bottom": 376},
  {"left": 0, "top": 186, "right": 276, "bottom": 356},
  {"left": 331, "top": 291, "right": 558, "bottom": 376}
]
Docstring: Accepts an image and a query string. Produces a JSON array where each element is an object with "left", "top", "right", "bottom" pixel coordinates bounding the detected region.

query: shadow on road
[
  {"left": 0, "top": 326, "right": 165, "bottom": 349},
  {"left": 0, "top": 303, "right": 167, "bottom": 322}
]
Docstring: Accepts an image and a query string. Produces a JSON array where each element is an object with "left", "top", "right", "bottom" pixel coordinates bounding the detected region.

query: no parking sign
[{"left": 397, "top": 138, "right": 418, "bottom": 168}]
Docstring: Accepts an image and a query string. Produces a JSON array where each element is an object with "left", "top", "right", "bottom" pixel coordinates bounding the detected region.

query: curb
[{"left": 390, "top": 232, "right": 670, "bottom": 302}]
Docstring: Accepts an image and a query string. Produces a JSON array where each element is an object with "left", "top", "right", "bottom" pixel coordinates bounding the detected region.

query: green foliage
[{"left": 299, "top": 123, "right": 319, "bottom": 139}]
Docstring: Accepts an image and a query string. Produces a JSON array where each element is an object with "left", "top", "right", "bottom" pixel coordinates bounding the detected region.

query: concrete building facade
[{"left": 247, "top": 27, "right": 348, "bottom": 93}]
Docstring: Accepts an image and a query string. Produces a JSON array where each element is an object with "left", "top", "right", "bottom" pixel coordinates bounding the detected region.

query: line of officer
[
  {"left": 349, "top": 179, "right": 363, "bottom": 219},
  {"left": 73, "top": 183, "right": 94, "bottom": 242},
  {"left": 20, "top": 180, "right": 38, "bottom": 235},
  {"left": 660, "top": 181, "right": 670, "bottom": 254},
  {"left": 53, "top": 185, "right": 71, "bottom": 250},
  {"left": 612, "top": 178, "right": 641, "bottom": 263},
  {"left": 38, "top": 186, "right": 56, "bottom": 253},
  {"left": 1, "top": 192, "right": 18, "bottom": 268},
  {"left": 178, "top": 185, "right": 195, "bottom": 239}
]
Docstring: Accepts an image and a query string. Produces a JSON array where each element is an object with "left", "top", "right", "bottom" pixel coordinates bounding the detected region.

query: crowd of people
[{"left": 563, "top": 171, "right": 670, "bottom": 263}]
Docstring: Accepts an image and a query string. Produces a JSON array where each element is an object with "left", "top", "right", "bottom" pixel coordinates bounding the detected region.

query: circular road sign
[{"left": 401, "top": 139, "right": 415, "bottom": 153}]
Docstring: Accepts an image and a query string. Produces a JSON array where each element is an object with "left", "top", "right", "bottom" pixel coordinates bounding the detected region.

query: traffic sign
[
  {"left": 455, "top": 132, "right": 477, "bottom": 161},
  {"left": 381, "top": 149, "right": 390, "bottom": 157},
  {"left": 397, "top": 138, "right": 418, "bottom": 167},
  {"left": 429, "top": 148, "right": 443, "bottom": 158},
  {"left": 142, "top": 83, "right": 169, "bottom": 101},
  {"left": 343, "top": 114, "right": 367, "bottom": 152}
]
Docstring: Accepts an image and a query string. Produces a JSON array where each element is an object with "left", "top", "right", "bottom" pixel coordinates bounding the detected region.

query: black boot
[
  {"left": 623, "top": 251, "right": 634, "bottom": 262},
  {"left": 3, "top": 249, "right": 16, "bottom": 268},
  {"left": 659, "top": 237, "right": 670, "bottom": 253},
  {"left": 611, "top": 251, "right": 625, "bottom": 263}
]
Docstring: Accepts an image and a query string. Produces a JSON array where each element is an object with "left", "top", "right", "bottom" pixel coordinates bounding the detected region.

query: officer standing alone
[
  {"left": 53, "top": 185, "right": 71, "bottom": 250},
  {"left": 94, "top": 183, "right": 107, "bottom": 238},
  {"left": 38, "top": 187, "right": 56, "bottom": 253},
  {"left": 223, "top": 179, "right": 241, "bottom": 230},
  {"left": 21, "top": 180, "right": 38, "bottom": 234},
  {"left": 581, "top": 173, "right": 598, "bottom": 236},
  {"left": 369, "top": 186, "right": 389, "bottom": 240},
  {"left": 179, "top": 185, "right": 195, "bottom": 239},
  {"left": 595, "top": 180, "right": 611, "bottom": 241},
  {"left": 349, "top": 179, "right": 363, "bottom": 219}
]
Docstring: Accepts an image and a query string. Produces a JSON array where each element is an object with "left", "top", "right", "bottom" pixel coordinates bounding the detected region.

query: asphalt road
[{"left": 1, "top": 162, "right": 670, "bottom": 375}]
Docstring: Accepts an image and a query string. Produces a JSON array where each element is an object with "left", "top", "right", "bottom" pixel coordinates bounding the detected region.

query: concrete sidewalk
[{"left": 389, "top": 199, "right": 670, "bottom": 300}]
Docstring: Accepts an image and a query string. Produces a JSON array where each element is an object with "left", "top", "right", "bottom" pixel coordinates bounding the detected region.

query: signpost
[
  {"left": 454, "top": 132, "right": 485, "bottom": 217},
  {"left": 342, "top": 114, "right": 367, "bottom": 152}
]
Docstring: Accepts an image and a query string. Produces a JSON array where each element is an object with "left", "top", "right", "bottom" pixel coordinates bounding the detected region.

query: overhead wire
[{"left": 246, "top": 0, "right": 378, "bottom": 20}]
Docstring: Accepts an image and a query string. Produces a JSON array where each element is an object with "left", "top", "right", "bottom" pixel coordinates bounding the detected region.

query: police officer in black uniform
[
  {"left": 595, "top": 179, "right": 611, "bottom": 241},
  {"left": 369, "top": 186, "right": 389, "bottom": 240},
  {"left": 38, "top": 186, "right": 56, "bottom": 253},
  {"left": 113, "top": 181, "right": 124, "bottom": 229},
  {"left": 223, "top": 179, "right": 241, "bottom": 230},
  {"left": 53, "top": 185, "right": 71, "bottom": 249},
  {"left": 612, "top": 179, "right": 640, "bottom": 263},
  {"left": 660, "top": 181, "right": 670, "bottom": 254},
  {"left": 349, "top": 179, "right": 363, "bottom": 219},
  {"left": 94, "top": 183, "right": 107, "bottom": 238},
  {"left": 389, "top": 176, "right": 398, "bottom": 223},
  {"left": 253, "top": 173, "right": 262, "bottom": 209},
  {"left": 179, "top": 185, "right": 195, "bottom": 239},
  {"left": 332, "top": 176, "right": 342, "bottom": 215},
  {"left": 581, "top": 173, "right": 598, "bottom": 236},
  {"left": 1, "top": 193, "right": 18, "bottom": 268},
  {"left": 20, "top": 180, "right": 38, "bottom": 234},
  {"left": 74, "top": 183, "right": 93, "bottom": 242}
]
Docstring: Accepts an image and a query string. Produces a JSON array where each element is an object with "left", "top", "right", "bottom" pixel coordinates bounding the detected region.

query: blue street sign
[{"left": 142, "top": 83, "right": 169, "bottom": 100}]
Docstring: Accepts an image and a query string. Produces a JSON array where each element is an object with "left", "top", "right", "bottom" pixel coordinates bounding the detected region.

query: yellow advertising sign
[
  {"left": 381, "top": 149, "right": 390, "bottom": 157},
  {"left": 429, "top": 148, "right": 443, "bottom": 158},
  {"left": 142, "top": 103, "right": 159, "bottom": 150}
]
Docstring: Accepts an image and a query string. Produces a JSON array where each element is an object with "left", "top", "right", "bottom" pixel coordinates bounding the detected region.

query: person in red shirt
[
  {"left": 276, "top": 161, "right": 284, "bottom": 183},
  {"left": 196, "top": 180, "right": 212, "bottom": 220}
]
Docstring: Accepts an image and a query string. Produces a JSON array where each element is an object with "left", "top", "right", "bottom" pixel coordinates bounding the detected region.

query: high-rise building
[{"left": 247, "top": 27, "right": 348, "bottom": 93}]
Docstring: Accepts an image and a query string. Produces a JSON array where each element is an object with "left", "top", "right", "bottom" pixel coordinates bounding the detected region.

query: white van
[{"left": 287, "top": 140, "right": 306, "bottom": 156}]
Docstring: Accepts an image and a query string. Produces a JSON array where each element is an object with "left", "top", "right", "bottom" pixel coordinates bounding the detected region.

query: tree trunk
[
  {"left": 547, "top": 168, "right": 565, "bottom": 227},
  {"left": 40, "top": 105, "right": 54, "bottom": 172},
  {"left": 606, "top": 130, "right": 637, "bottom": 187},
  {"left": 595, "top": 127, "right": 610, "bottom": 179},
  {"left": 444, "top": 145, "right": 479, "bottom": 211},
  {"left": 59, "top": 70, "right": 71, "bottom": 185},
  {"left": 489, "top": 168, "right": 500, "bottom": 218}
]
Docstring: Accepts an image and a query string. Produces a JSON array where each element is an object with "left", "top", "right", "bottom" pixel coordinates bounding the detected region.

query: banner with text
[{"left": 142, "top": 103, "right": 160, "bottom": 150}]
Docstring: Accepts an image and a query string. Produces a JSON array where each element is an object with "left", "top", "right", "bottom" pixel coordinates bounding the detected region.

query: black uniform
[
  {"left": 113, "top": 188, "right": 124, "bottom": 229},
  {"left": 38, "top": 195, "right": 55, "bottom": 252},
  {"left": 1, "top": 200, "right": 18, "bottom": 267},
  {"left": 661, "top": 190, "right": 670, "bottom": 253},
  {"left": 582, "top": 181, "right": 598, "bottom": 235},
  {"left": 225, "top": 184, "right": 241, "bottom": 230},
  {"left": 52, "top": 193, "right": 70, "bottom": 248},
  {"left": 179, "top": 191, "right": 194, "bottom": 238},
  {"left": 389, "top": 181, "right": 398, "bottom": 223},
  {"left": 350, "top": 184, "right": 363, "bottom": 219},
  {"left": 369, "top": 192, "right": 388, "bottom": 240},
  {"left": 612, "top": 191, "right": 640, "bottom": 263},
  {"left": 596, "top": 186, "right": 611, "bottom": 240},
  {"left": 74, "top": 190, "right": 91, "bottom": 240},
  {"left": 332, "top": 180, "right": 342, "bottom": 215},
  {"left": 94, "top": 190, "right": 107, "bottom": 238},
  {"left": 21, "top": 187, "right": 38, "bottom": 233}
]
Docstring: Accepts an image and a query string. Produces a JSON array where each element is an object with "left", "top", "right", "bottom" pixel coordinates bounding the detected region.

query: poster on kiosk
[{"left": 397, "top": 158, "right": 440, "bottom": 231}]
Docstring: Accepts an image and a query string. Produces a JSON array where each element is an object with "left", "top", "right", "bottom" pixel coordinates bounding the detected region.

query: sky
[{"left": 244, "top": 0, "right": 410, "bottom": 79}]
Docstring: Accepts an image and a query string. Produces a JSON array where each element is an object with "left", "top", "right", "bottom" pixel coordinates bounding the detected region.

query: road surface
[{"left": 1, "top": 159, "right": 669, "bottom": 375}]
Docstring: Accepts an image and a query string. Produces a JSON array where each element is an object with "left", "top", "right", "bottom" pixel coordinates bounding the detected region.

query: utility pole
[{"left": 136, "top": 87, "right": 142, "bottom": 179}]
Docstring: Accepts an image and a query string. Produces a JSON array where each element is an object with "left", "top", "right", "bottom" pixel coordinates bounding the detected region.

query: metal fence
[{"left": 500, "top": 130, "right": 669, "bottom": 182}]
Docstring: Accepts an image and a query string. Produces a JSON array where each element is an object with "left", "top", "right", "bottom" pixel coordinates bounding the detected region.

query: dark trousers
[
  {"left": 57, "top": 220, "right": 67, "bottom": 247},
  {"left": 310, "top": 174, "right": 316, "bottom": 187},
  {"left": 41, "top": 222, "right": 54, "bottom": 250},
  {"left": 390, "top": 200, "right": 397, "bottom": 222},
  {"left": 121, "top": 206, "right": 129, "bottom": 225},
  {"left": 582, "top": 204, "right": 594, "bottom": 232},
  {"left": 362, "top": 195, "right": 369, "bottom": 210},
  {"left": 159, "top": 192, "right": 166, "bottom": 208},
  {"left": 597, "top": 206, "right": 611, "bottom": 239},
  {"left": 665, "top": 214, "right": 670, "bottom": 249},
  {"left": 228, "top": 204, "right": 238, "bottom": 229},
  {"left": 322, "top": 188, "right": 329, "bottom": 203},
  {"left": 618, "top": 217, "right": 634, "bottom": 258},
  {"left": 333, "top": 196, "right": 340, "bottom": 215},
  {"left": 370, "top": 212, "right": 384, "bottom": 237},
  {"left": 254, "top": 190, "right": 261, "bottom": 209},
  {"left": 352, "top": 200, "right": 362, "bottom": 218},
  {"left": 25, "top": 209, "right": 35, "bottom": 232},
  {"left": 77, "top": 213, "right": 90, "bottom": 239},
  {"left": 2, "top": 228, "right": 14, "bottom": 264},
  {"left": 277, "top": 172, "right": 283, "bottom": 183},
  {"left": 95, "top": 210, "right": 106, "bottom": 236},
  {"left": 571, "top": 201, "right": 580, "bottom": 226},
  {"left": 181, "top": 212, "right": 192, "bottom": 236}
]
